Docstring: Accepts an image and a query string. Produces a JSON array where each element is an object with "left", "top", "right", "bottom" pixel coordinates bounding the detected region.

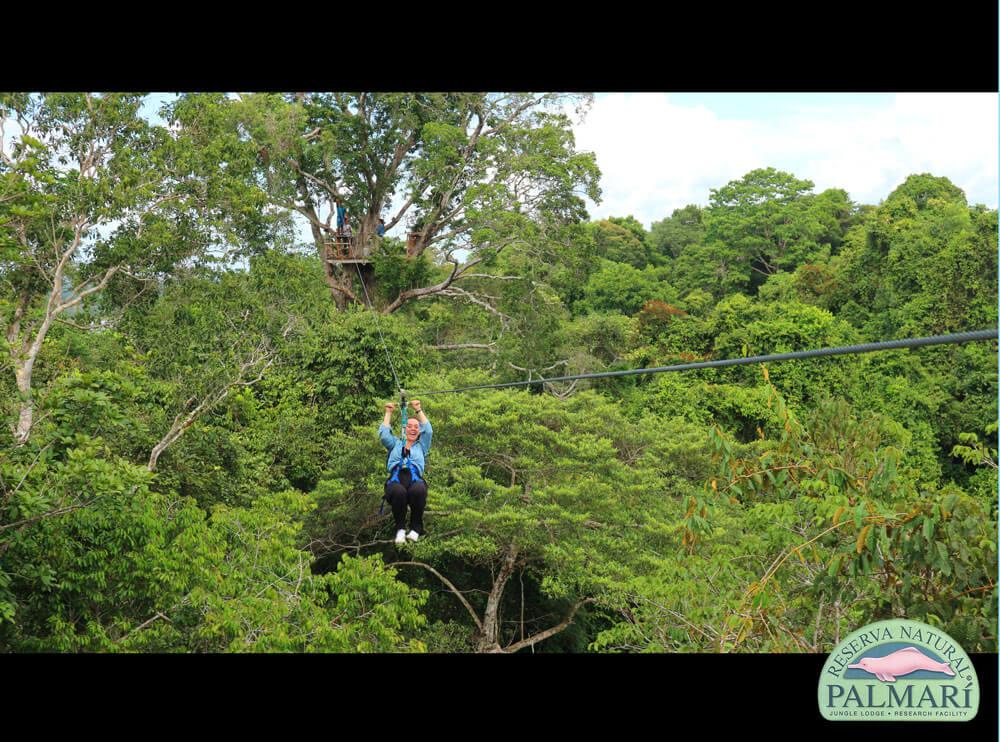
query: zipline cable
[
  {"left": 414, "top": 328, "right": 998, "bottom": 397},
  {"left": 353, "top": 261, "right": 409, "bottom": 519},
  {"left": 354, "top": 262, "right": 403, "bottom": 395}
]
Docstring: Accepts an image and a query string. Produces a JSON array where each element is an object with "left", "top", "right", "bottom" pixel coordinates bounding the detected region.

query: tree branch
[
  {"left": 391, "top": 560, "right": 484, "bottom": 633},
  {"left": 147, "top": 343, "right": 275, "bottom": 471},
  {"left": 438, "top": 286, "right": 508, "bottom": 320},
  {"left": 383, "top": 258, "right": 465, "bottom": 314},
  {"left": 501, "top": 597, "right": 595, "bottom": 653},
  {"left": 429, "top": 342, "right": 497, "bottom": 351}
]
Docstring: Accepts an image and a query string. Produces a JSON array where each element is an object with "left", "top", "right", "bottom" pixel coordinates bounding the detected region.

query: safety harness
[{"left": 387, "top": 450, "right": 423, "bottom": 484}]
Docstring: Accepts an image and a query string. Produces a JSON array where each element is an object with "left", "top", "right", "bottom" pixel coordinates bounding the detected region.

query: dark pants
[{"left": 384, "top": 468, "right": 428, "bottom": 534}]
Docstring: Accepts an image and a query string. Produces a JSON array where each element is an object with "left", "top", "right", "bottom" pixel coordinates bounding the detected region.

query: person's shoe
[
  {"left": 395, "top": 529, "right": 407, "bottom": 545},
  {"left": 406, "top": 530, "right": 420, "bottom": 542}
]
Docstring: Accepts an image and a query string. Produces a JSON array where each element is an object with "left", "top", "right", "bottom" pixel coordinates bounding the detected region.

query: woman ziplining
[
  {"left": 362, "top": 330, "right": 997, "bottom": 547},
  {"left": 380, "top": 398, "right": 432, "bottom": 545}
]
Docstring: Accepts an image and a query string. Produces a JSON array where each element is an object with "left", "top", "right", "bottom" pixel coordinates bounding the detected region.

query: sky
[
  {"left": 574, "top": 93, "right": 999, "bottom": 228},
  {"left": 137, "top": 92, "right": 1000, "bottom": 235}
]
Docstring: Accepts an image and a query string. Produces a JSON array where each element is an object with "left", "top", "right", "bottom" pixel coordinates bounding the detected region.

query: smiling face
[{"left": 405, "top": 418, "right": 420, "bottom": 444}]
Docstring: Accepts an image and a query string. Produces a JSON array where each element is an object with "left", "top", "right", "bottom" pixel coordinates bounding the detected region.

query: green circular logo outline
[{"left": 817, "top": 618, "right": 980, "bottom": 722}]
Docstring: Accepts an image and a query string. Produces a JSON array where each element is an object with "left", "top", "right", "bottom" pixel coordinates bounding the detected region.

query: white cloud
[{"left": 572, "top": 93, "right": 999, "bottom": 228}]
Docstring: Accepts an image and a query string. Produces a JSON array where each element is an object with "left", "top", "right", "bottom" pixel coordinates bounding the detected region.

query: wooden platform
[{"left": 324, "top": 235, "right": 371, "bottom": 264}]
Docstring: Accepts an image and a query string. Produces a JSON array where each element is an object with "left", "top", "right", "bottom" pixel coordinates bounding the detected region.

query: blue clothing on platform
[
  {"left": 379, "top": 420, "right": 432, "bottom": 479},
  {"left": 337, "top": 204, "right": 347, "bottom": 228},
  {"left": 376, "top": 223, "right": 386, "bottom": 237}
]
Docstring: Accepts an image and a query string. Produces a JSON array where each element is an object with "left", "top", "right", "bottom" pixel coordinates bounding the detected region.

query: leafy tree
[
  {"left": 648, "top": 204, "right": 705, "bottom": 263},
  {"left": 705, "top": 387, "right": 998, "bottom": 652},
  {"left": 596, "top": 381, "right": 997, "bottom": 653},
  {"left": 951, "top": 424, "right": 998, "bottom": 518},
  {"left": 828, "top": 175, "right": 997, "bottom": 469},
  {"left": 311, "top": 383, "right": 695, "bottom": 652},
  {"left": 537, "top": 222, "right": 600, "bottom": 310},
  {"left": 160, "top": 491, "right": 428, "bottom": 653},
  {"left": 1, "top": 466, "right": 428, "bottom": 651},
  {"left": 811, "top": 188, "right": 856, "bottom": 250},
  {"left": 0, "top": 93, "right": 212, "bottom": 444},
  {"left": 699, "top": 168, "right": 854, "bottom": 296},
  {"left": 635, "top": 299, "right": 688, "bottom": 340},
  {"left": 130, "top": 271, "right": 290, "bottom": 472},
  {"left": 166, "top": 93, "right": 602, "bottom": 313},
  {"left": 702, "top": 293, "right": 864, "bottom": 409},
  {"left": 670, "top": 239, "right": 753, "bottom": 300},
  {"left": 834, "top": 176, "right": 996, "bottom": 338},
  {"left": 884, "top": 173, "right": 968, "bottom": 210},
  {"left": 575, "top": 259, "right": 679, "bottom": 316},
  {"left": 286, "top": 306, "right": 424, "bottom": 431},
  {"left": 607, "top": 215, "right": 647, "bottom": 243},
  {"left": 681, "top": 288, "right": 714, "bottom": 317},
  {"left": 590, "top": 219, "right": 649, "bottom": 268}
]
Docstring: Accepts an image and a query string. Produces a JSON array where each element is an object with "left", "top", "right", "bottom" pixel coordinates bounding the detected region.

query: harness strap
[{"left": 387, "top": 449, "right": 423, "bottom": 484}]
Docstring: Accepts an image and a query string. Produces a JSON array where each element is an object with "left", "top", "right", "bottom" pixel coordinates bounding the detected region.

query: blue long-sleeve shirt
[{"left": 379, "top": 420, "right": 432, "bottom": 478}]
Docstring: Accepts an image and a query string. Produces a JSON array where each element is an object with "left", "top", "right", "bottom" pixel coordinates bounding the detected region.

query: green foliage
[
  {"left": 2, "top": 104, "right": 995, "bottom": 657},
  {"left": 576, "top": 259, "right": 679, "bottom": 315},
  {"left": 885, "top": 173, "right": 968, "bottom": 211},
  {"left": 834, "top": 178, "right": 996, "bottom": 338},
  {"left": 702, "top": 293, "right": 863, "bottom": 408},
  {"left": 826, "top": 177, "right": 997, "bottom": 470},
  {"left": 312, "top": 384, "right": 704, "bottom": 651},
  {"left": 0, "top": 462, "right": 428, "bottom": 652},
  {"left": 653, "top": 169, "right": 856, "bottom": 299},
  {"left": 648, "top": 205, "right": 705, "bottom": 263},
  {"left": 563, "top": 312, "right": 635, "bottom": 370},
  {"left": 497, "top": 284, "right": 569, "bottom": 371},
  {"left": 528, "top": 222, "right": 600, "bottom": 310},
  {"left": 371, "top": 238, "right": 436, "bottom": 303},
  {"left": 681, "top": 288, "right": 714, "bottom": 317},
  {"left": 951, "top": 424, "right": 998, "bottom": 469},
  {"left": 590, "top": 217, "right": 650, "bottom": 268},
  {"left": 172, "top": 491, "right": 427, "bottom": 653},
  {"left": 596, "top": 382, "right": 997, "bottom": 653},
  {"left": 289, "top": 306, "right": 425, "bottom": 429}
]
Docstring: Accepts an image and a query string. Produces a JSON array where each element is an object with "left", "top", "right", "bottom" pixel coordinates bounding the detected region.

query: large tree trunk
[
  {"left": 321, "top": 243, "right": 349, "bottom": 311},
  {"left": 307, "top": 215, "right": 353, "bottom": 310},
  {"left": 357, "top": 263, "right": 376, "bottom": 304},
  {"left": 288, "top": 127, "right": 357, "bottom": 311},
  {"left": 356, "top": 216, "right": 378, "bottom": 260},
  {"left": 12, "top": 363, "right": 35, "bottom": 446},
  {"left": 477, "top": 544, "right": 520, "bottom": 652},
  {"left": 328, "top": 269, "right": 355, "bottom": 311},
  {"left": 7, "top": 291, "right": 51, "bottom": 446},
  {"left": 393, "top": 555, "right": 592, "bottom": 654}
]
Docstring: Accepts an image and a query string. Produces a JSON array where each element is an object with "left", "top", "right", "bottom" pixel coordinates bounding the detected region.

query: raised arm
[{"left": 379, "top": 402, "right": 398, "bottom": 450}]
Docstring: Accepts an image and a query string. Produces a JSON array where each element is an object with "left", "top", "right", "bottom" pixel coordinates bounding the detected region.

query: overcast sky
[{"left": 574, "top": 93, "right": 998, "bottom": 228}]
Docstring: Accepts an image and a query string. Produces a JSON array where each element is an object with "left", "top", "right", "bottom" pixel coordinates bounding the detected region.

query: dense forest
[{"left": 0, "top": 92, "right": 996, "bottom": 653}]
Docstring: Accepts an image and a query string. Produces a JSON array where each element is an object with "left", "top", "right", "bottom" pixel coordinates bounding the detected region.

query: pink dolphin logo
[{"left": 848, "top": 646, "right": 955, "bottom": 682}]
